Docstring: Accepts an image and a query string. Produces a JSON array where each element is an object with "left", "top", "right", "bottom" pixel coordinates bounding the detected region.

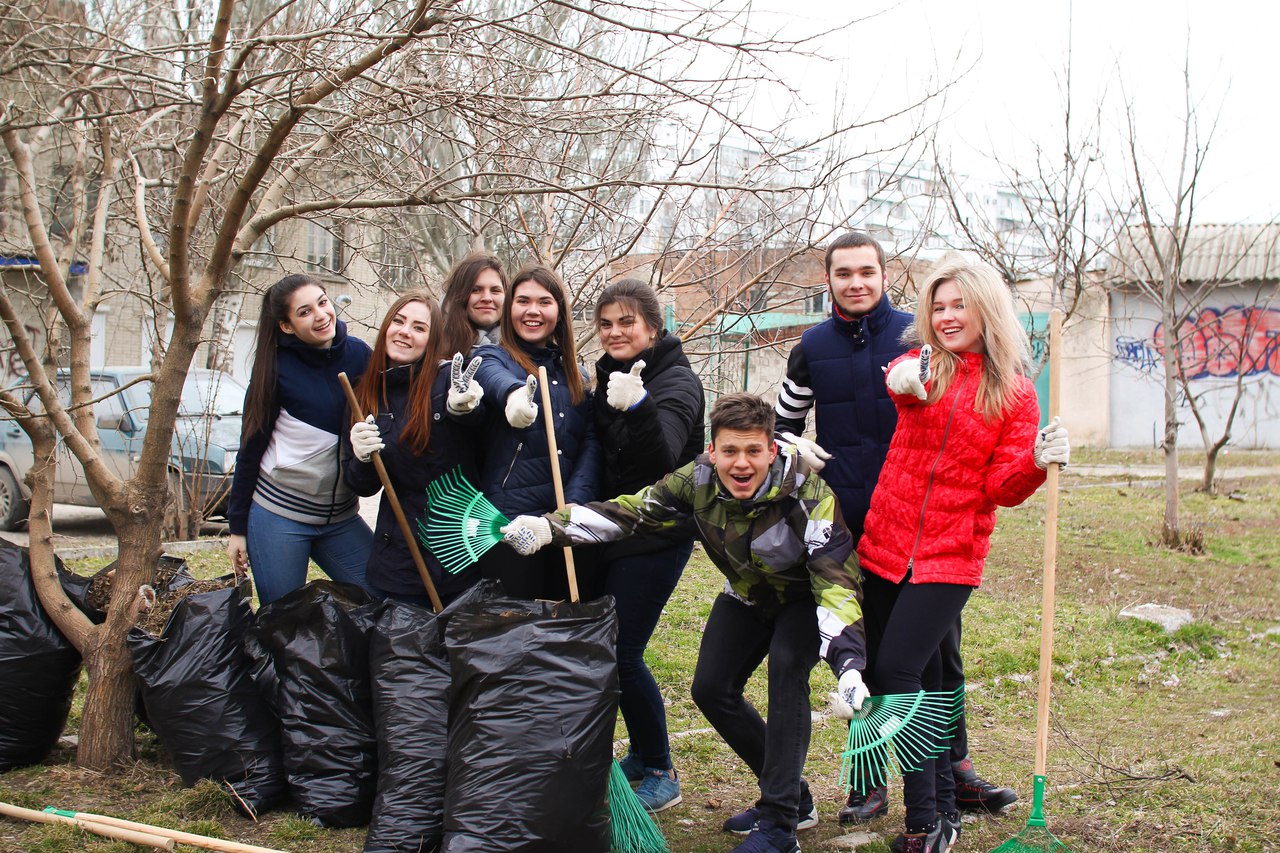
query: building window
[
  {"left": 243, "top": 231, "right": 276, "bottom": 268},
  {"left": 304, "top": 220, "right": 344, "bottom": 275}
]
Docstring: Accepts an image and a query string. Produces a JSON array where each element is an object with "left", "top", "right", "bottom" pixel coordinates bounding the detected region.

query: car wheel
[{"left": 0, "top": 466, "right": 30, "bottom": 531}]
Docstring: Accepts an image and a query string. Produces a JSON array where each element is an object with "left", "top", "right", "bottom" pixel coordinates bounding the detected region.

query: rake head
[
  {"left": 990, "top": 775, "right": 1071, "bottom": 852},
  {"left": 840, "top": 687, "right": 962, "bottom": 794},
  {"left": 608, "top": 760, "right": 669, "bottom": 853},
  {"left": 418, "top": 468, "right": 510, "bottom": 574}
]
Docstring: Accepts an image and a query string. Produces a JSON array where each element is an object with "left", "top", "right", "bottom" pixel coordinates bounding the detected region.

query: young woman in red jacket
[{"left": 853, "top": 257, "right": 1070, "bottom": 853}]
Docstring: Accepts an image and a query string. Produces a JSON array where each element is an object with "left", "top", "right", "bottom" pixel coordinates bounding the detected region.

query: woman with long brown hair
[
  {"left": 469, "top": 263, "right": 600, "bottom": 599},
  {"left": 225, "top": 274, "right": 374, "bottom": 604},
  {"left": 343, "top": 290, "right": 486, "bottom": 607}
]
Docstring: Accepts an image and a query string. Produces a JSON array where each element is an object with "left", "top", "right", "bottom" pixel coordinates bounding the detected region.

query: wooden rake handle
[
  {"left": 536, "top": 365, "right": 579, "bottom": 603},
  {"left": 0, "top": 802, "right": 173, "bottom": 850},
  {"left": 338, "top": 372, "right": 443, "bottom": 613},
  {"left": 1034, "top": 308, "right": 1064, "bottom": 777}
]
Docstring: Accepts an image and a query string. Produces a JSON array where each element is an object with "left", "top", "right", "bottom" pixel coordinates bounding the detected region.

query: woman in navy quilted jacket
[
  {"left": 469, "top": 264, "right": 601, "bottom": 600},
  {"left": 854, "top": 257, "right": 1071, "bottom": 853},
  {"left": 343, "top": 291, "right": 486, "bottom": 608}
]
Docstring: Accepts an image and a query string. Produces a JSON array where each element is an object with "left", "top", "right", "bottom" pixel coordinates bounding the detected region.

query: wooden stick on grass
[
  {"left": 0, "top": 801, "right": 173, "bottom": 850},
  {"left": 44, "top": 808, "right": 287, "bottom": 853}
]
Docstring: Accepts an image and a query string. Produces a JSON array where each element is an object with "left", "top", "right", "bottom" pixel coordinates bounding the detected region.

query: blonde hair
[{"left": 912, "top": 257, "right": 1031, "bottom": 420}]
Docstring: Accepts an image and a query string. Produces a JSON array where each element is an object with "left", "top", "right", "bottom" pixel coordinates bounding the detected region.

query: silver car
[{"left": 0, "top": 368, "right": 245, "bottom": 533}]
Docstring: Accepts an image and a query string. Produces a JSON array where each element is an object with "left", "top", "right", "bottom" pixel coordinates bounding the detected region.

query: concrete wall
[{"left": 1109, "top": 285, "right": 1279, "bottom": 449}]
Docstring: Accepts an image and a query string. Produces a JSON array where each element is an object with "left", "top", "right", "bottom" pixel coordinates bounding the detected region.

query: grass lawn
[{"left": 2, "top": 455, "right": 1277, "bottom": 852}]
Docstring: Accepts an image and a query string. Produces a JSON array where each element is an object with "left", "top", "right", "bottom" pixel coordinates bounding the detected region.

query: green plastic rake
[
  {"left": 418, "top": 468, "right": 510, "bottom": 574},
  {"left": 840, "top": 687, "right": 962, "bottom": 795},
  {"left": 608, "top": 760, "right": 669, "bottom": 853}
]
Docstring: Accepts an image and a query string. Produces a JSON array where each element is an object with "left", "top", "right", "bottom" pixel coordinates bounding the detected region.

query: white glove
[
  {"left": 500, "top": 515, "right": 553, "bottom": 555},
  {"left": 828, "top": 669, "right": 870, "bottom": 720},
  {"left": 350, "top": 415, "right": 384, "bottom": 463},
  {"left": 505, "top": 376, "right": 539, "bottom": 428},
  {"left": 447, "top": 352, "right": 484, "bottom": 415},
  {"left": 777, "top": 432, "right": 832, "bottom": 472},
  {"left": 1033, "top": 416, "right": 1070, "bottom": 469},
  {"left": 606, "top": 360, "right": 648, "bottom": 411},
  {"left": 885, "top": 357, "right": 927, "bottom": 400}
]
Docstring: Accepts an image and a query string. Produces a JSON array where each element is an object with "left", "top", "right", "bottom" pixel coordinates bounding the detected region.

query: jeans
[
  {"left": 862, "top": 572, "right": 971, "bottom": 830},
  {"left": 606, "top": 539, "right": 693, "bottom": 771},
  {"left": 246, "top": 502, "right": 375, "bottom": 605},
  {"left": 691, "top": 593, "right": 818, "bottom": 833}
]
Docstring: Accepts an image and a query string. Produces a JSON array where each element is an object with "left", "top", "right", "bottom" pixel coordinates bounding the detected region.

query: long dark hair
[
  {"left": 354, "top": 291, "right": 443, "bottom": 455},
  {"left": 438, "top": 252, "right": 507, "bottom": 359},
  {"left": 501, "top": 264, "right": 586, "bottom": 405},
  {"left": 594, "top": 278, "right": 666, "bottom": 341},
  {"left": 243, "top": 274, "right": 326, "bottom": 438}
]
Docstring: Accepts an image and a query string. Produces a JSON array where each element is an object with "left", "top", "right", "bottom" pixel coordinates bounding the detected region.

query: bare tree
[{"left": 0, "top": 0, "right": 941, "bottom": 769}]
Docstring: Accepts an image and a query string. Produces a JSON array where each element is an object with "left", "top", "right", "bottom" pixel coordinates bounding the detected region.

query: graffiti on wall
[
  {"left": 1, "top": 324, "right": 43, "bottom": 385},
  {"left": 1115, "top": 305, "right": 1280, "bottom": 379}
]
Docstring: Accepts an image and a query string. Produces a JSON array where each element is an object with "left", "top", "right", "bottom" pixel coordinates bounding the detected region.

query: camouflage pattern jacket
[{"left": 546, "top": 448, "right": 866, "bottom": 676}]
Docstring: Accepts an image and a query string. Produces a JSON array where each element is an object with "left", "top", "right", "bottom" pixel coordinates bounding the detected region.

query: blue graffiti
[{"left": 1114, "top": 335, "right": 1159, "bottom": 373}]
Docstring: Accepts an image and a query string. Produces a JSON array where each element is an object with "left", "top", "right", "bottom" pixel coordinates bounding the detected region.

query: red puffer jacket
[{"left": 857, "top": 349, "right": 1046, "bottom": 587}]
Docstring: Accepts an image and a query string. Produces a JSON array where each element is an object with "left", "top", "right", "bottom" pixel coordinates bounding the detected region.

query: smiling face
[
  {"left": 466, "top": 267, "right": 505, "bottom": 330},
  {"left": 930, "top": 279, "right": 985, "bottom": 354},
  {"left": 597, "top": 300, "right": 656, "bottom": 362},
  {"left": 278, "top": 284, "right": 336, "bottom": 347},
  {"left": 384, "top": 299, "right": 432, "bottom": 364},
  {"left": 509, "top": 280, "right": 559, "bottom": 346},
  {"left": 709, "top": 427, "right": 778, "bottom": 500},
  {"left": 826, "top": 245, "right": 887, "bottom": 317}
]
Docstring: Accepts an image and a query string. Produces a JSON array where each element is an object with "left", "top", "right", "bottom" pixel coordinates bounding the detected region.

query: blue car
[{"left": 0, "top": 367, "right": 245, "bottom": 533}]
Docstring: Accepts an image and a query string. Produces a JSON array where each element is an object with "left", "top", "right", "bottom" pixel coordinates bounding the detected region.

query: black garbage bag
[
  {"left": 246, "top": 580, "right": 379, "bottom": 828},
  {"left": 0, "top": 540, "right": 93, "bottom": 771},
  {"left": 127, "top": 576, "right": 286, "bottom": 818},
  {"left": 441, "top": 583, "right": 619, "bottom": 852},
  {"left": 363, "top": 600, "right": 448, "bottom": 852}
]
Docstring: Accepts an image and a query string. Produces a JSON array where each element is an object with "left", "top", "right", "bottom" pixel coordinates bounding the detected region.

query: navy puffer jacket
[
  {"left": 342, "top": 362, "right": 483, "bottom": 601},
  {"left": 471, "top": 341, "right": 601, "bottom": 518}
]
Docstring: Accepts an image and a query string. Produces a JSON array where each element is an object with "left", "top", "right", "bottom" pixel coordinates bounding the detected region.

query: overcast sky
[{"left": 741, "top": 0, "right": 1277, "bottom": 223}]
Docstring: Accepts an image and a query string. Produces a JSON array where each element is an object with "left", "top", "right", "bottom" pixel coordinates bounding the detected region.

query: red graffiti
[{"left": 1153, "top": 306, "right": 1280, "bottom": 379}]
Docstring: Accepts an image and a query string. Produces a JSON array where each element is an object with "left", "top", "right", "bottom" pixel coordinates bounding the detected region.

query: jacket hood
[
  {"left": 594, "top": 331, "right": 688, "bottom": 384},
  {"left": 831, "top": 293, "right": 903, "bottom": 344},
  {"left": 278, "top": 318, "right": 353, "bottom": 365}
]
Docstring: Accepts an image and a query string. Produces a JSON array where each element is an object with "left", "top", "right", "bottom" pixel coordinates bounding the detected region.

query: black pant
[
  {"left": 861, "top": 572, "right": 971, "bottom": 829},
  {"left": 690, "top": 593, "right": 818, "bottom": 832},
  {"left": 474, "top": 544, "right": 597, "bottom": 601}
]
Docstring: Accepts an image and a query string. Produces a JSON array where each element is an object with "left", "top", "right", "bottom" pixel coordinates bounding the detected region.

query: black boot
[
  {"left": 837, "top": 784, "right": 889, "bottom": 825},
  {"left": 952, "top": 754, "right": 1018, "bottom": 813}
]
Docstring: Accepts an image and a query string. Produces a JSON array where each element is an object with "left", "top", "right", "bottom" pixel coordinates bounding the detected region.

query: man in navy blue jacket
[{"left": 775, "top": 232, "right": 1018, "bottom": 826}]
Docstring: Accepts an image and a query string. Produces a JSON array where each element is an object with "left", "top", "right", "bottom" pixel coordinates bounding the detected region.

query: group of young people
[
  {"left": 224, "top": 254, "right": 705, "bottom": 816},
  {"left": 225, "top": 232, "right": 1070, "bottom": 853}
]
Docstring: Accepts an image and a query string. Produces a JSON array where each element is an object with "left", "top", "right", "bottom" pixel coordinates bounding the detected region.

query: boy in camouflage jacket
[{"left": 502, "top": 393, "right": 867, "bottom": 853}]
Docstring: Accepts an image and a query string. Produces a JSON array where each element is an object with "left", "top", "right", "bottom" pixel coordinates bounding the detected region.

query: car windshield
[
  {"left": 126, "top": 373, "right": 246, "bottom": 420},
  {"left": 179, "top": 374, "right": 246, "bottom": 416}
]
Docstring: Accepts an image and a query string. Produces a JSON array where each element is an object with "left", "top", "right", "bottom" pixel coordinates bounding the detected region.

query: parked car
[{"left": 0, "top": 367, "right": 245, "bottom": 533}]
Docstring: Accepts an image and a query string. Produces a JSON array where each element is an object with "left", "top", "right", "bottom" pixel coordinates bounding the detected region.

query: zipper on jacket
[
  {"left": 905, "top": 366, "right": 970, "bottom": 578},
  {"left": 501, "top": 442, "right": 524, "bottom": 489}
]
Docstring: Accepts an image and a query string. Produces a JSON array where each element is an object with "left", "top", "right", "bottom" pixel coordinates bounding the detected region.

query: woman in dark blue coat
[
  {"left": 590, "top": 279, "right": 705, "bottom": 812},
  {"left": 470, "top": 264, "right": 601, "bottom": 600},
  {"left": 343, "top": 291, "right": 486, "bottom": 607}
]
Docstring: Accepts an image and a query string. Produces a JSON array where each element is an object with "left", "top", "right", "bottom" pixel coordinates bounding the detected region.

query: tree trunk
[
  {"left": 1161, "top": 303, "right": 1181, "bottom": 545},
  {"left": 1201, "top": 447, "right": 1219, "bottom": 493},
  {"left": 76, "top": 485, "right": 164, "bottom": 770}
]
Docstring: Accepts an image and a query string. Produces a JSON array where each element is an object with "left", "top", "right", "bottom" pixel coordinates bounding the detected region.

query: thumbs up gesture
[
  {"left": 606, "top": 360, "right": 648, "bottom": 411},
  {"left": 505, "top": 374, "right": 539, "bottom": 428}
]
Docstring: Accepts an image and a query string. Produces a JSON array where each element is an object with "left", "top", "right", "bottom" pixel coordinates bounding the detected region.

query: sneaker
[
  {"left": 635, "top": 767, "right": 682, "bottom": 812},
  {"left": 891, "top": 822, "right": 948, "bottom": 853},
  {"left": 890, "top": 814, "right": 960, "bottom": 853},
  {"left": 728, "top": 819, "right": 801, "bottom": 853},
  {"left": 617, "top": 751, "right": 644, "bottom": 784},
  {"left": 838, "top": 784, "right": 889, "bottom": 825},
  {"left": 952, "top": 755, "right": 1018, "bottom": 813},
  {"left": 724, "top": 782, "right": 817, "bottom": 834}
]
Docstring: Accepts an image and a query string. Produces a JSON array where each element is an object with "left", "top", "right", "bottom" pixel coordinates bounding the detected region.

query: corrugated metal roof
[
  {"left": 703, "top": 311, "right": 827, "bottom": 336},
  {"left": 1109, "top": 224, "right": 1280, "bottom": 284}
]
